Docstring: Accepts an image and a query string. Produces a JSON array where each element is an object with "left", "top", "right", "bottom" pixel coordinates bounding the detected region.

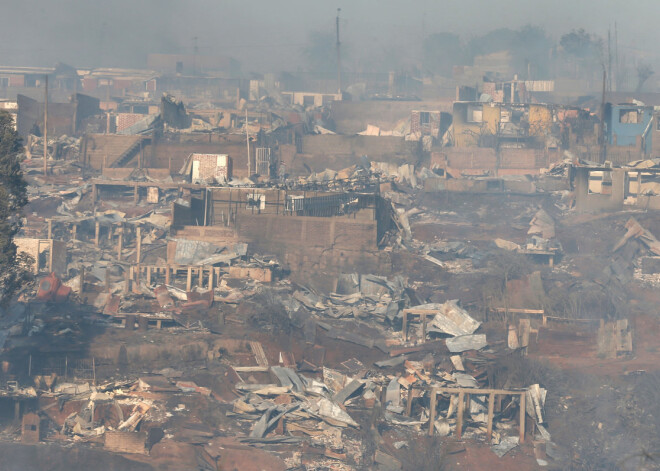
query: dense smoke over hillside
[{"left": 1, "top": 0, "right": 659, "bottom": 74}]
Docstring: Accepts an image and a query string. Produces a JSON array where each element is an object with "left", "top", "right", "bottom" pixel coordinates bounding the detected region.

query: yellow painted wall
[{"left": 529, "top": 104, "right": 552, "bottom": 136}]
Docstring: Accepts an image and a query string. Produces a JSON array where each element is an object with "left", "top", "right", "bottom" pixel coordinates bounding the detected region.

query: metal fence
[{"left": 28, "top": 355, "right": 96, "bottom": 382}]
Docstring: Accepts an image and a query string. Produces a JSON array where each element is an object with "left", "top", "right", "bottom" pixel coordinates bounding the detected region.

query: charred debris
[{"left": 2, "top": 65, "right": 660, "bottom": 470}]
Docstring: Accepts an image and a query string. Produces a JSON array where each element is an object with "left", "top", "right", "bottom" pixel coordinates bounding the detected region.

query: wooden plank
[
  {"left": 519, "top": 392, "right": 526, "bottom": 443},
  {"left": 494, "top": 308, "right": 544, "bottom": 314},
  {"left": 406, "top": 387, "right": 413, "bottom": 417},
  {"left": 249, "top": 341, "right": 269, "bottom": 367},
  {"left": 456, "top": 391, "right": 465, "bottom": 439},
  {"left": 231, "top": 366, "right": 270, "bottom": 372},
  {"left": 487, "top": 392, "right": 495, "bottom": 442},
  {"left": 402, "top": 311, "right": 408, "bottom": 341},
  {"left": 436, "top": 387, "right": 526, "bottom": 395},
  {"left": 428, "top": 387, "right": 437, "bottom": 436}
]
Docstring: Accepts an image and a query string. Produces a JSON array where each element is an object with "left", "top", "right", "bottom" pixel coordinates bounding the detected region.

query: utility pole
[
  {"left": 336, "top": 8, "right": 342, "bottom": 95},
  {"left": 614, "top": 22, "right": 619, "bottom": 92},
  {"left": 246, "top": 108, "right": 250, "bottom": 177},
  {"left": 607, "top": 28, "right": 612, "bottom": 92},
  {"left": 599, "top": 69, "right": 607, "bottom": 164},
  {"left": 43, "top": 75, "right": 48, "bottom": 176},
  {"left": 193, "top": 36, "right": 198, "bottom": 75}
]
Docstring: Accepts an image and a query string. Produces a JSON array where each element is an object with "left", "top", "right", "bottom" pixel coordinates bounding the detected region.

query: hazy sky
[{"left": 1, "top": 0, "right": 658, "bottom": 73}]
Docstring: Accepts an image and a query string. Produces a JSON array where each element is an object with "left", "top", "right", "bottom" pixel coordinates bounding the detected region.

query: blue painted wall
[{"left": 605, "top": 104, "right": 654, "bottom": 154}]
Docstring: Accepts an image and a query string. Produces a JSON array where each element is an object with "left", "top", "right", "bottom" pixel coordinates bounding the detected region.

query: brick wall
[
  {"left": 104, "top": 431, "right": 147, "bottom": 454},
  {"left": 234, "top": 214, "right": 378, "bottom": 252},
  {"left": 116, "top": 113, "right": 147, "bottom": 132},
  {"left": 499, "top": 148, "right": 538, "bottom": 169},
  {"left": 190, "top": 153, "right": 232, "bottom": 181}
]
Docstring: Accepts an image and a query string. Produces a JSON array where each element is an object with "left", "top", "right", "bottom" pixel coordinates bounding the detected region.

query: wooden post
[
  {"left": 403, "top": 311, "right": 408, "bottom": 341},
  {"left": 456, "top": 391, "right": 465, "bottom": 439},
  {"left": 165, "top": 265, "right": 171, "bottom": 285},
  {"left": 519, "top": 392, "right": 526, "bottom": 443},
  {"left": 487, "top": 393, "right": 495, "bottom": 443},
  {"left": 71, "top": 224, "right": 77, "bottom": 240},
  {"left": 124, "top": 269, "right": 130, "bottom": 293},
  {"left": 133, "top": 184, "right": 138, "bottom": 204},
  {"left": 186, "top": 267, "right": 192, "bottom": 291},
  {"left": 47, "top": 240, "right": 54, "bottom": 272},
  {"left": 136, "top": 226, "right": 142, "bottom": 263},
  {"left": 146, "top": 266, "right": 152, "bottom": 286},
  {"left": 208, "top": 267, "right": 214, "bottom": 290},
  {"left": 79, "top": 267, "right": 85, "bottom": 295},
  {"left": 92, "top": 183, "right": 98, "bottom": 202},
  {"left": 422, "top": 314, "right": 428, "bottom": 343},
  {"left": 47, "top": 219, "right": 52, "bottom": 239},
  {"left": 117, "top": 226, "right": 123, "bottom": 261},
  {"left": 406, "top": 387, "right": 413, "bottom": 417},
  {"left": 94, "top": 221, "right": 100, "bottom": 247},
  {"left": 428, "top": 388, "right": 437, "bottom": 436},
  {"left": 26, "top": 134, "right": 32, "bottom": 160}
]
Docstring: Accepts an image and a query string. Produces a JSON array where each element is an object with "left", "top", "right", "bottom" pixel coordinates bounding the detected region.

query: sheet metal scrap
[
  {"left": 613, "top": 217, "right": 660, "bottom": 255},
  {"left": 424, "top": 300, "right": 481, "bottom": 337}
]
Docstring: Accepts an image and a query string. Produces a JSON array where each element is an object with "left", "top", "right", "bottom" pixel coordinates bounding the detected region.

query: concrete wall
[
  {"left": 432, "top": 148, "right": 497, "bottom": 175},
  {"left": 149, "top": 134, "right": 250, "bottom": 178},
  {"left": 452, "top": 102, "right": 501, "bottom": 147},
  {"left": 431, "top": 147, "right": 560, "bottom": 176},
  {"left": 15, "top": 239, "right": 67, "bottom": 275},
  {"left": 301, "top": 134, "right": 409, "bottom": 156},
  {"left": 423, "top": 176, "right": 536, "bottom": 194},
  {"left": 296, "top": 134, "right": 416, "bottom": 173},
  {"left": 17, "top": 93, "right": 99, "bottom": 137},
  {"left": 17, "top": 94, "right": 74, "bottom": 137},
  {"left": 101, "top": 168, "right": 171, "bottom": 181},
  {"left": 329, "top": 100, "right": 452, "bottom": 134},
  {"left": 574, "top": 167, "right": 626, "bottom": 212},
  {"left": 635, "top": 195, "right": 660, "bottom": 210},
  {"left": 83, "top": 134, "right": 143, "bottom": 170}
]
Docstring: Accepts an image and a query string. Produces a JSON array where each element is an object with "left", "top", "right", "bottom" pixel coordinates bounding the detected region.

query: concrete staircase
[{"left": 84, "top": 134, "right": 145, "bottom": 170}]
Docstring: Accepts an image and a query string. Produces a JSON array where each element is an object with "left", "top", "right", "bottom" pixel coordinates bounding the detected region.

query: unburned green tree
[{"left": 0, "top": 110, "right": 30, "bottom": 305}]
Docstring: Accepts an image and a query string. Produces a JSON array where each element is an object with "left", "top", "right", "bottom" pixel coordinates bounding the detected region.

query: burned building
[
  {"left": 17, "top": 93, "right": 100, "bottom": 138},
  {"left": 604, "top": 103, "right": 654, "bottom": 164},
  {"left": 171, "top": 188, "right": 393, "bottom": 283}
]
